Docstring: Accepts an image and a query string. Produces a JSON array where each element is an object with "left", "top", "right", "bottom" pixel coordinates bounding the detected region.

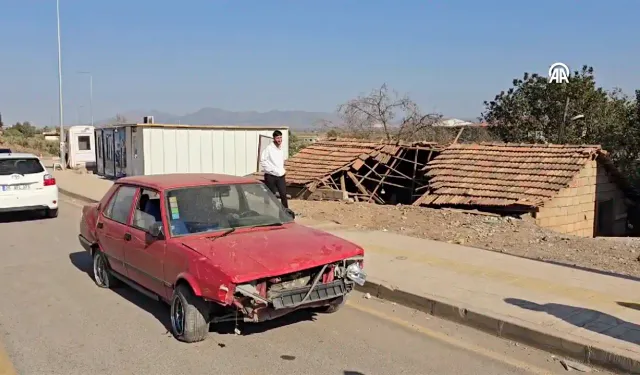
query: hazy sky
[{"left": 0, "top": 0, "right": 638, "bottom": 126}]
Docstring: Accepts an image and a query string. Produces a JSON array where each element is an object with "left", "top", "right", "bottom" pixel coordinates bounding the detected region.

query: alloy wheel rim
[
  {"left": 171, "top": 298, "right": 185, "bottom": 336},
  {"left": 94, "top": 255, "right": 107, "bottom": 286}
]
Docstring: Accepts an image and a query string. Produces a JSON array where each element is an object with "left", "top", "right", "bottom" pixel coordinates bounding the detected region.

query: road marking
[
  {"left": 346, "top": 301, "right": 553, "bottom": 375},
  {"left": 0, "top": 340, "right": 16, "bottom": 375}
]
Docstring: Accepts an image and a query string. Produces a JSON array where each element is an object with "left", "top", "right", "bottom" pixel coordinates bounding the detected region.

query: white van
[
  {"left": 0, "top": 153, "right": 59, "bottom": 218},
  {"left": 65, "top": 125, "right": 95, "bottom": 169}
]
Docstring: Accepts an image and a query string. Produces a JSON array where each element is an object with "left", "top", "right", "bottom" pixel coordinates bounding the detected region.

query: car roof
[
  {"left": 116, "top": 173, "right": 259, "bottom": 190},
  {"left": 0, "top": 152, "right": 38, "bottom": 159}
]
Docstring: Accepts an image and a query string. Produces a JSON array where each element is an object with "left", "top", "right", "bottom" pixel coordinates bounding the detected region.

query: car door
[
  {"left": 95, "top": 184, "right": 137, "bottom": 277},
  {"left": 124, "top": 187, "right": 169, "bottom": 298}
]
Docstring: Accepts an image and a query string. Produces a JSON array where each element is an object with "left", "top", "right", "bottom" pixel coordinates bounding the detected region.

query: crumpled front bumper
[{"left": 271, "top": 279, "right": 354, "bottom": 310}]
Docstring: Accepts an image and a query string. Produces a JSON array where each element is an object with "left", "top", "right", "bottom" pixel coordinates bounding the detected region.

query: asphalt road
[{"left": 0, "top": 198, "right": 604, "bottom": 375}]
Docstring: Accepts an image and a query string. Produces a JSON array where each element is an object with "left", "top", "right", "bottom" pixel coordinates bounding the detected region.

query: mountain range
[
  {"left": 99, "top": 108, "right": 340, "bottom": 130},
  {"left": 98, "top": 108, "right": 478, "bottom": 130}
]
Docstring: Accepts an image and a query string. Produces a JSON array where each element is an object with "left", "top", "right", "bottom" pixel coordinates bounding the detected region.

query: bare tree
[
  {"left": 335, "top": 84, "right": 441, "bottom": 142},
  {"left": 113, "top": 114, "right": 128, "bottom": 124}
]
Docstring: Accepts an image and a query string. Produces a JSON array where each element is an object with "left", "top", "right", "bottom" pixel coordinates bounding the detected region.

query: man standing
[{"left": 260, "top": 130, "right": 288, "bottom": 208}]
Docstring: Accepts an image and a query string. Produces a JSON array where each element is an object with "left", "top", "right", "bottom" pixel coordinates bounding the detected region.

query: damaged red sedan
[{"left": 78, "top": 174, "right": 366, "bottom": 342}]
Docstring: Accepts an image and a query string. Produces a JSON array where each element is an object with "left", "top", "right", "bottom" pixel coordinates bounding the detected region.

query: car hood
[{"left": 178, "top": 223, "right": 363, "bottom": 283}]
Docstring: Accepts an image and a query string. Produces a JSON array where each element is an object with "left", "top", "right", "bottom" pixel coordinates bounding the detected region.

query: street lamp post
[
  {"left": 56, "top": 0, "right": 65, "bottom": 169},
  {"left": 77, "top": 105, "right": 85, "bottom": 125},
  {"left": 78, "top": 71, "right": 93, "bottom": 126}
]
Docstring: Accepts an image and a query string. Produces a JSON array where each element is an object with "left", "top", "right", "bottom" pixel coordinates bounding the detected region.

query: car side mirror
[
  {"left": 284, "top": 208, "right": 295, "bottom": 219},
  {"left": 148, "top": 222, "right": 165, "bottom": 240}
]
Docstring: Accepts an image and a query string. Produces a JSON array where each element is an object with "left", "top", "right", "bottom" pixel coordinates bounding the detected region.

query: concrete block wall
[
  {"left": 535, "top": 160, "right": 596, "bottom": 237},
  {"left": 595, "top": 163, "right": 627, "bottom": 235}
]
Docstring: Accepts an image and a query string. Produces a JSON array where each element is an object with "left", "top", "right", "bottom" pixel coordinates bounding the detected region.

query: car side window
[
  {"left": 132, "top": 188, "right": 163, "bottom": 232},
  {"left": 103, "top": 192, "right": 117, "bottom": 218},
  {"left": 103, "top": 185, "right": 137, "bottom": 224}
]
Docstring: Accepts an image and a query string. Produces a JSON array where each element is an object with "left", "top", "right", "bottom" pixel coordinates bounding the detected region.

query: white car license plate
[{"left": 1, "top": 184, "right": 30, "bottom": 191}]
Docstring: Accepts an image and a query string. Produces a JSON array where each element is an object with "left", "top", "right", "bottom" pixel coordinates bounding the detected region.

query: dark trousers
[{"left": 264, "top": 173, "right": 288, "bottom": 208}]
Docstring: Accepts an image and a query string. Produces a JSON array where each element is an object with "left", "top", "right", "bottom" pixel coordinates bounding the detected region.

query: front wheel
[
  {"left": 170, "top": 284, "right": 210, "bottom": 343},
  {"left": 319, "top": 295, "right": 347, "bottom": 314}
]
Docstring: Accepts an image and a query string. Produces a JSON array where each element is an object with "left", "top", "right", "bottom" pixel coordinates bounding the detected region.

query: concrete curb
[
  {"left": 356, "top": 280, "right": 640, "bottom": 374},
  {"left": 59, "top": 188, "right": 99, "bottom": 204},
  {"left": 57, "top": 189, "right": 640, "bottom": 373}
]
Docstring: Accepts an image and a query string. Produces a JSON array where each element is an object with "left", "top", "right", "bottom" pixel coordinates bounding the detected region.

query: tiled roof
[
  {"left": 284, "top": 139, "right": 436, "bottom": 185},
  {"left": 414, "top": 143, "right": 606, "bottom": 208}
]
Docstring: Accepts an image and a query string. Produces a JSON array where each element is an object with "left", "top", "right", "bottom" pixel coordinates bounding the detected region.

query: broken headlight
[{"left": 346, "top": 262, "right": 367, "bottom": 286}]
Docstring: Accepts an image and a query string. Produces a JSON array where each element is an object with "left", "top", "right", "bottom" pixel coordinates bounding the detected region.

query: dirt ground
[{"left": 289, "top": 200, "right": 640, "bottom": 278}]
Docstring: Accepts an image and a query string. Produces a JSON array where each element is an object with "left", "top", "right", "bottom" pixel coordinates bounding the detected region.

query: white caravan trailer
[{"left": 65, "top": 125, "right": 96, "bottom": 169}]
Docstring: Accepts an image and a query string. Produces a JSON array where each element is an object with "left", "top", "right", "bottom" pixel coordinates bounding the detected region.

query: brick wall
[
  {"left": 535, "top": 159, "right": 628, "bottom": 237},
  {"left": 535, "top": 160, "right": 596, "bottom": 237},
  {"left": 595, "top": 163, "right": 627, "bottom": 235}
]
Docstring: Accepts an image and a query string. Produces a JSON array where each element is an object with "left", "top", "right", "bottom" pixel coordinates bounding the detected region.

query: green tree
[
  {"left": 288, "top": 131, "right": 309, "bottom": 156},
  {"left": 9, "top": 121, "right": 38, "bottom": 137},
  {"left": 481, "top": 65, "right": 639, "bottom": 175}
]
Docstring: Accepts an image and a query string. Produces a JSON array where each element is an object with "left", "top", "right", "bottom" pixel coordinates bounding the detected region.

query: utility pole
[
  {"left": 56, "top": 0, "right": 65, "bottom": 169},
  {"left": 560, "top": 97, "right": 570, "bottom": 143}
]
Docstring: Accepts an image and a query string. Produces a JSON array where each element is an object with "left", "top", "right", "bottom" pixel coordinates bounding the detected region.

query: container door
[
  {"left": 96, "top": 130, "right": 105, "bottom": 175},
  {"left": 103, "top": 129, "right": 115, "bottom": 178},
  {"left": 257, "top": 135, "right": 273, "bottom": 172},
  {"left": 115, "top": 128, "right": 127, "bottom": 178}
]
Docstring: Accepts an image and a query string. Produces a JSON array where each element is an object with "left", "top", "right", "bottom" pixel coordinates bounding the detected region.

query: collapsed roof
[
  {"left": 282, "top": 138, "right": 442, "bottom": 204},
  {"left": 413, "top": 142, "right": 627, "bottom": 209}
]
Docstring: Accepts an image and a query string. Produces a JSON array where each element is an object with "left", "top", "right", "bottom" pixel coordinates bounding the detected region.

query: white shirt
[{"left": 260, "top": 143, "right": 286, "bottom": 177}]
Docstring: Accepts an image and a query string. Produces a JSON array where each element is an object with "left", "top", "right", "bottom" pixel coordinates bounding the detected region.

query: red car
[{"left": 78, "top": 174, "right": 366, "bottom": 342}]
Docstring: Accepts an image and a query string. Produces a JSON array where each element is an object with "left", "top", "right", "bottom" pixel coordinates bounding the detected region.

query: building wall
[
  {"left": 595, "top": 163, "right": 627, "bottom": 235},
  {"left": 536, "top": 160, "right": 597, "bottom": 237},
  {"left": 535, "top": 159, "right": 627, "bottom": 237}
]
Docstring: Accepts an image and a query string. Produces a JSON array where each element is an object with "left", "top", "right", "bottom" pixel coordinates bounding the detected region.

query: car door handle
[
  {"left": 124, "top": 233, "right": 132, "bottom": 241},
  {"left": 97, "top": 222, "right": 104, "bottom": 229}
]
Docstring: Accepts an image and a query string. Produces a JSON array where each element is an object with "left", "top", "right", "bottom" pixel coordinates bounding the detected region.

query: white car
[{"left": 0, "top": 153, "right": 58, "bottom": 218}]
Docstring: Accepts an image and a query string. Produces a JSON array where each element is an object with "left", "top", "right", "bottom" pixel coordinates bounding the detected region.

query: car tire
[
  {"left": 170, "top": 284, "right": 210, "bottom": 343},
  {"left": 45, "top": 208, "right": 58, "bottom": 218},
  {"left": 92, "top": 251, "right": 119, "bottom": 288},
  {"left": 320, "top": 295, "right": 347, "bottom": 314}
]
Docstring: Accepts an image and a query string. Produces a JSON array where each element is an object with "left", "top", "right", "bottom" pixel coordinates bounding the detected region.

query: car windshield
[
  {"left": 0, "top": 158, "right": 44, "bottom": 176},
  {"left": 165, "top": 182, "right": 294, "bottom": 237}
]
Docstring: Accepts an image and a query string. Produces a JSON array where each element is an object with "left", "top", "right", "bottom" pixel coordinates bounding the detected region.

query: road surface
[{"left": 0, "top": 198, "right": 603, "bottom": 375}]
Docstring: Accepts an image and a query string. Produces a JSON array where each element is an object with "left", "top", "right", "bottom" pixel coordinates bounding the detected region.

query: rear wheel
[
  {"left": 92, "top": 251, "right": 120, "bottom": 288},
  {"left": 170, "top": 284, "right": 210, "bottom": 343}
]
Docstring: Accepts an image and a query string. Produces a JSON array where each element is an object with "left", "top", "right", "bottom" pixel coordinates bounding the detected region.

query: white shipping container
[{"left": 95, "top": 124, "right": 289, "bottom": 178}]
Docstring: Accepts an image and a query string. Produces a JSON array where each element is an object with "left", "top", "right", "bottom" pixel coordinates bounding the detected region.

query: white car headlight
[{"left": 346, "top": 262, "right": 367, "bottom": 286}]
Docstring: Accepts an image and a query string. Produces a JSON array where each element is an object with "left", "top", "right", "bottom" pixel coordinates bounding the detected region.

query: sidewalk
[
  {"left": 53, "top": 170, "right": 640, "bottom": 373},
  {"left": 51, "top": 169, "right": 113, "bottom": 202}
]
